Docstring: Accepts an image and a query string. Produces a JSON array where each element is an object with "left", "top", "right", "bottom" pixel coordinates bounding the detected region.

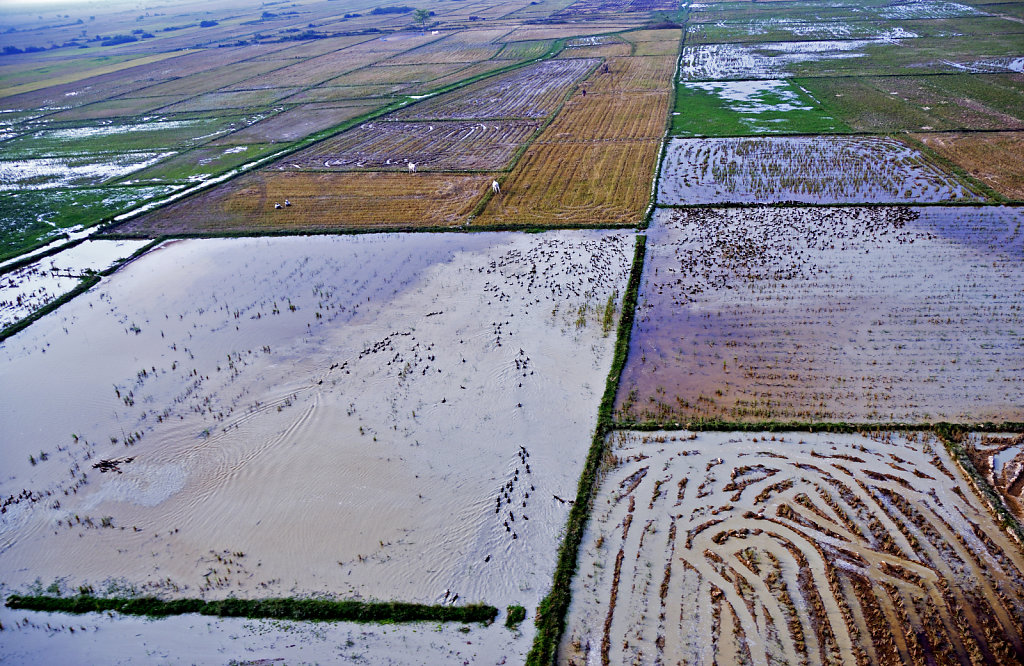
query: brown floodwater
[
  {"left": 617, "top": 206, "right": 1024, "bottom": 423},
  {"left": 0, "top": 231, "right": 632, "bottom": 612}
]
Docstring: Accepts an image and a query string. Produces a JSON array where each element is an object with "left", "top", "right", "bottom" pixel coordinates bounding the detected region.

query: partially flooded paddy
[
  {"left": 0, "top": 231, "right": 632, "bottom": 617},
  {"left": 563, "top": 429, "right": 1024, "bottom": 665},
  {"left": 657, "top": 136, "right": 985, "bottom": 205},
  {"left": 617, "top": 206, "right": 1024, "bottom": 423},
  {"left": 0, "top": 239, "right": 150, "bottom": 329}
]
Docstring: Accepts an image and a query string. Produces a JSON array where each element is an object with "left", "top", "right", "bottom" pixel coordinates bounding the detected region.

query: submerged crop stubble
[{"left": 618, "top": 206, "right": 1024, "bottom": 423}]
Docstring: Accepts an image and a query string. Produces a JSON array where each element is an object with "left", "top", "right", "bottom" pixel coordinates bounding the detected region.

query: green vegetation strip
[
  {"left": 527, "top": 234, "right": 646, "bottom": 666},
  {"left": 4, "top": 594, "right": 497, "bottom": 624}
]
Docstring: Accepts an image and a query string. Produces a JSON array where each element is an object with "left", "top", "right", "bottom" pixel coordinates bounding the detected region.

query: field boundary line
[
  {"left": 641, "top": 23, "right": 686, "bottom": 229},
  {"left": 0, "top": 275, "right": 100, "bottom": 344},
  {"left": 468, "top": 53, "right": 603, "bottom": 219},
  {"left": 0, "top": 238, "right": 163, "bottom": 343},
  {"left": 607, "top": 419, "right": 1024, "bottom": 433}
]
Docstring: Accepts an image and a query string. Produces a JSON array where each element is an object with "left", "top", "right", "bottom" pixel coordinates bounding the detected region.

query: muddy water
[
  {"left": 0, "top": 580, "right": 532, "bottom": 664},
  {"left": 618, "top": 206, "right": 1024, "bottom": 423},
  {"left": 0, "top": 231, "right": 632, "bottom": 614},
  {"left": 0, "top": 239, "right": 150, "bottom": 328},
  {"left": 563, "top": 430, "right": 1024, "bottom": 665}
]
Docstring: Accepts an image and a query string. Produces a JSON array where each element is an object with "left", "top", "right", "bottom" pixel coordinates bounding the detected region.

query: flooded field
[
  {"left": 672, "top": 79, "right": 844, "bottom": 136},
  {"left": 679, "top": 37, "right": 909, "bottom": 80},
  {"left": 0, "top": 232, "right": 631, "bottom": 620},
  {"left": 0, "top": 239, "right": 150, "bottom": 329},
  {"left": 657, "top": 136, "right": 984, "bottom": 204},
  {"left": 0, "top": 581, "right": 531, "bottom": 664},
  {"left": 617, "top": 206, "right": 1024, "bottom": 423},
  {"left": 563, "top": 430, "right": 1024, "bottom": 665}
]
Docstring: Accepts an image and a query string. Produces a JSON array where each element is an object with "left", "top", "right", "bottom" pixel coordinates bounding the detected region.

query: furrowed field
[{"left": 565, "top": 430, "right": 1024, "bottom": 665}]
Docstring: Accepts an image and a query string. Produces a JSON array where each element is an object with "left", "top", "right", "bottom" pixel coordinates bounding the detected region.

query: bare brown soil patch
[
  {"left": 968, "top": 432, "right": 1024, "bottom": 522},
  {"left": 917, "top": 131, "right": 1024, "bottom": 201}
]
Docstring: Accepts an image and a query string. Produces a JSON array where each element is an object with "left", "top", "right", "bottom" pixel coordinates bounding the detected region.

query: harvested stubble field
[
  {"left": 501, "top": 24, "right": 640, "bottom": 43},
  {"left": 917, "top": 131, "right": 1024, "bottom": 200},
  {"left": 582, "top": 54, "right": 679, "bottom": 92},
  {"left": 318, "top": 62, "right": 471, "bottom": 87},
  {"left": 113, "top": 171, "right": 492, "bottom": 233},
  {"left": 206, "top": 102, "right": 388, "bottom": 145},
  {"left": 271, "top": 119, "right": 540, "bottom": 172},
  {"left": 542, "top": 91, "right": 669, "bottom": 141},
  {"left": 476, "top": 140, "right": 660, "bottom": 226},
  {"left": 389, "top": 58, "right": 598, "bottom": 120},
  {"left": 474, "top": 47, "right": 679, "bottom": 227},
  {"left": 156, "top": 88, "right": 302, "bottom": 114},
  {"left": 384, "top": 29, "right": 513, "bottom": 66},
  {"left": 968, "top": 432, "right": 1024, "bottom": 522},
  {"left": 657, "top": 136, "right": 984, "bottom": 204},
  {"left": 617, "top": 206, "right": 1024, "bottom": 423},
  {"left": 551, "top": 0, "right": 679, "bottom": 20},
  {"left": 564, "top": 430, "right": 1024, "bottom": 665}
]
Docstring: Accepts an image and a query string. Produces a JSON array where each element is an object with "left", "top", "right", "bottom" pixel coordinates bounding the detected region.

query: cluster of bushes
[
  {"left": 370, "top": 5, "right": 414, "bottom": 14},
  {"left": 5, "top": 594, "right": 499, "bottom": 624}
]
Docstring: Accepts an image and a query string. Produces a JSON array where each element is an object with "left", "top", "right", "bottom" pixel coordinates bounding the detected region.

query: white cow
[
  {"left": 408, "top": 162, "right": 416, "bottom": 173},
  {"left": 492, "top": 180, "right": 501, "bottom": 195}
]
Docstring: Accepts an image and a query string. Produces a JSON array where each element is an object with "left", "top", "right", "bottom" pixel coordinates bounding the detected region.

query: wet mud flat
[
  {"left": 0, "top": 231, "right": 632, "bottom": 635},
  {"left": 967, "top": 432, "right": 1024, "bottom": 522},
  {"left": 563, "top": 430, "right": 1024, "bottom": 665},
  {"left": 617, "top": 206, "right": 1024, "bottom": 423},
  {"left": 657, "top": 136, "right": 984, "bottom": 205}
]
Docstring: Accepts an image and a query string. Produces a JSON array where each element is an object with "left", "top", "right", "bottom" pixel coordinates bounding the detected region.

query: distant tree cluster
[
  {"left": 370, "top": 5, "right": 415, "bottom": 14},
  {"left": 100, "top": 34, "right": 138, "bottom": 46}
]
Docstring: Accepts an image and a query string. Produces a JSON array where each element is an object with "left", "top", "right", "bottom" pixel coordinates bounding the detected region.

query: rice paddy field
[
  {"left": 657, "top": 136, "right": 985, "bottom": 204},
  {"left": 617, "top": 206, "right": 1024, "bottom": 423},
  {"left": 2, "top": 0, "right": 1024, "bottom": 663}
]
